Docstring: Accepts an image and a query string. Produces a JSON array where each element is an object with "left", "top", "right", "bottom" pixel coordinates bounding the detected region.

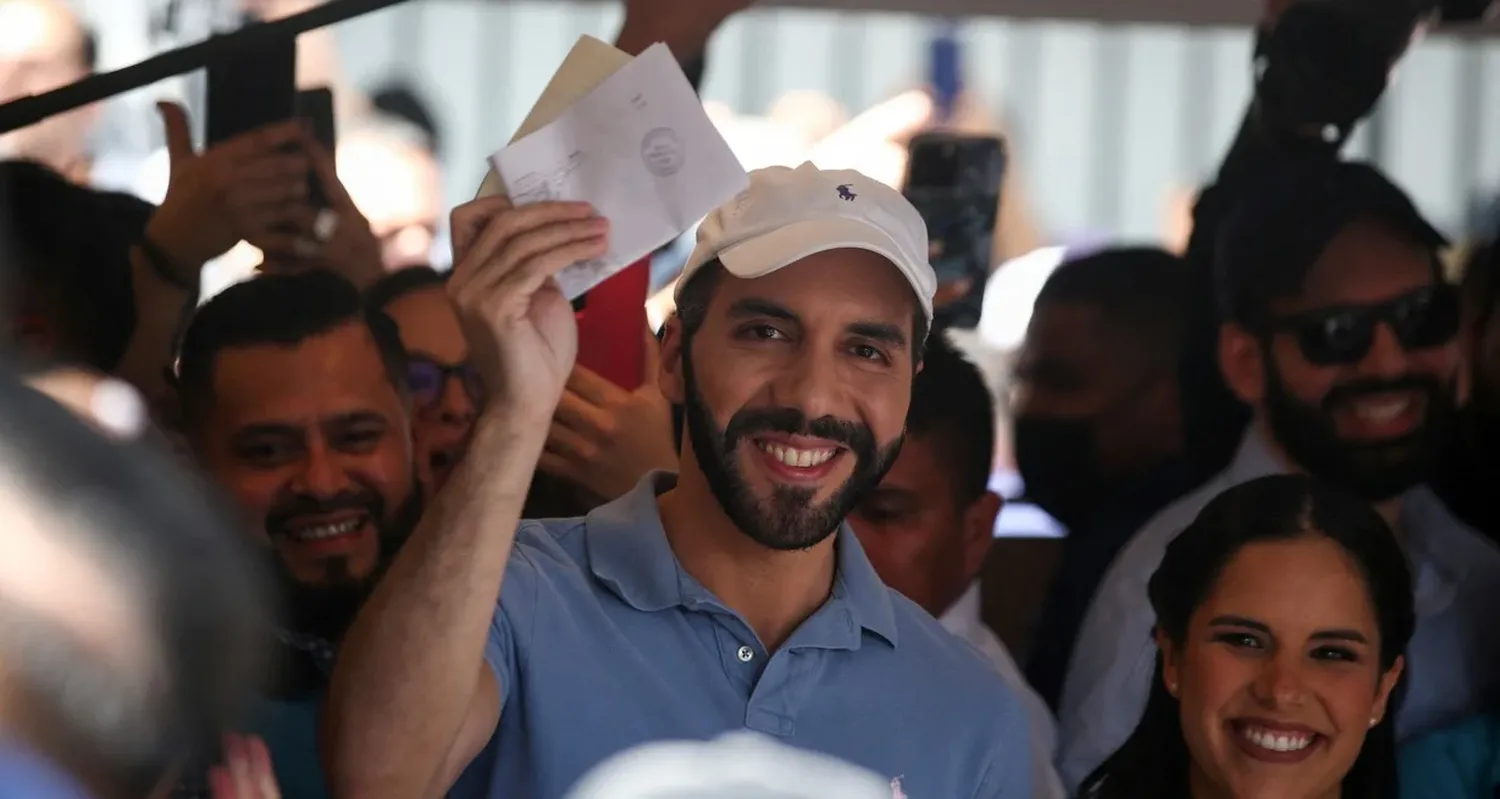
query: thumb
[
  {"left": 157, "top": 101, "right": 196, "bottom": 168},
  {"left": 639, "top": 323, "right": 662, "bottom": 385}
]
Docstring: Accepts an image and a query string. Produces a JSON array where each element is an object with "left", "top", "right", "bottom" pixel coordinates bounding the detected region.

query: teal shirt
[
  {"left": 1399, "top": 713, "right": 1500, "bottom": 799},
  {"left": 246, "top": 696, "right": 328, "bottom": 799}
]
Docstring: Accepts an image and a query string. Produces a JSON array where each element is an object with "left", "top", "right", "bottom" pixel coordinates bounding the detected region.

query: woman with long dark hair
[{"left": 1078, "top": 474, "right": 1415, "bottom": 799}]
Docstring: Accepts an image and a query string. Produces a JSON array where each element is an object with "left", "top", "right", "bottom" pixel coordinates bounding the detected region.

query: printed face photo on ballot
[{"left": 665, "top": 251, "right": 919, "bottom": 551}]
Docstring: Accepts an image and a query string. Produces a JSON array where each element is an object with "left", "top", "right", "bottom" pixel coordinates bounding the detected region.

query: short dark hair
[
  {"left": 906, "top": 330, "right": 993, "bottom": 503},
  {"left": 176, "top": 271, "right": 409, "bottom": 425},
  {"left": 676, "top": 259, "right": 930, "bottom": 356},
  {"left": 0, "top": 160, "right": 148, "bottom": 371},
  {"left": 1034, "top": 246, "right": 1194, "bottom": 368},
  {"left": 1079, "top": 474, "right": 1414, "bottom": 799},
  {"left": 0, "top": 363, "right": 269, "bottom": 798},
  {"left": 1214, "top": 161, "right": 1446, "bottom": 328},
  {"left": 364, "top": 265, "right": 447, "bottom": 312}
]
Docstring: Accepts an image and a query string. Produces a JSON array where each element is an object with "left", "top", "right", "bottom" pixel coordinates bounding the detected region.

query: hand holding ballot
[
  {"left": 447, "top": 195, "right": 609, "bottom": 417},
  {"left": 488, "top": 39, "right": 749, "bottom": 300}
]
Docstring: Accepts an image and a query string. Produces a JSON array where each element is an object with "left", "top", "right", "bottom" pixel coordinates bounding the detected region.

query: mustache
[
  {"left": 723, "top": 406, "right": 877, "bottom": 461},
  {"left": 1322, "top": 375, "right": 1442, "bottom": 412},
  {"left": 265, "top": 488, "right": 382, "bottom": 536}
]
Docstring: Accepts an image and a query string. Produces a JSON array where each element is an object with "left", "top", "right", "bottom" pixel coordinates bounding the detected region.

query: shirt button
[{"left": 736, "top": 645, "right": 755, "bottom": 663}]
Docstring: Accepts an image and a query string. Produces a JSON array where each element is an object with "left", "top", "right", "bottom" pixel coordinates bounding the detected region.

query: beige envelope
[{"left": 475, "top": 35, "right": 635, "bottom": 200}]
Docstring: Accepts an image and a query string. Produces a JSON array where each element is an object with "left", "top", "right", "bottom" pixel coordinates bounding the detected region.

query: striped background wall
[{"left": 68, "top": 0, "right": 1500, "bottom": 245}]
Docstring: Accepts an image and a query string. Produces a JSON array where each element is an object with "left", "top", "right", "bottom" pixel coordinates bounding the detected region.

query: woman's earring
[
  {"left": 1167, "top": 681, "right": 1179, "bottom": 696},
  {"left": 1368, "top": 717, "right": 1379, "bottom": 728}
]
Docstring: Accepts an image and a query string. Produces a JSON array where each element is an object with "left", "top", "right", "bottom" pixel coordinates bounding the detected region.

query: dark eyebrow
[
  {"left": 1309, "top": 629, "right": 1370, "bottom": 645},
  {"left": 1208, "top": 615, "right": 1270, "bottom": 634},
  {"left": 325, "top": 411, "right": 390, "bottom": 428},
  {"left": 229, "top": 423, "right": 303, "bottom": 444},
  {"left": 727, "top": 298, "right": 799, "bottom": 323},
  {"left": 848, "top": 322, "right": 909, "bottom": 351}
]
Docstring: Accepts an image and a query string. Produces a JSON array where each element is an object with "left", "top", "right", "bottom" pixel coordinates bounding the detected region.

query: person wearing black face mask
[
  {"left": 1053, "top": 160, "right": 1500, "bottom": 793},
  {"left": 1010, "top": 247, "right": 1204, "bottom": 712}
]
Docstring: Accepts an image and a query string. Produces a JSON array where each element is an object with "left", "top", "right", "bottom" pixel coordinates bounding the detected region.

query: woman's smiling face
[{"left": 1161, "top": 535, "right": 1404, "bottom": 799}]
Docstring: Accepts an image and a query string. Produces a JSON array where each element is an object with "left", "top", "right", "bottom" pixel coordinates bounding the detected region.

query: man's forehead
[
  {"left": 0, "top": 0, "right": 80, "bottom": 60},
  {"left": 1290, "top": 221, "right": 1436, "bottom": 306},
  {"left": 207, "top": 329, "right": 400, "bottom": 424}
]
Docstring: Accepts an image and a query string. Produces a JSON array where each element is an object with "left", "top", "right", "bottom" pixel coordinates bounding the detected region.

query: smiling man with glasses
[{"left": 1054, "top": 160, "right": 1500, "bottom": 792}]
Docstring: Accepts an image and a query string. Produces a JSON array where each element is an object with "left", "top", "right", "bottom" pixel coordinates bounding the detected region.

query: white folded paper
[{"left": 489, "top": 42, "right": 749, "bottom": 299}]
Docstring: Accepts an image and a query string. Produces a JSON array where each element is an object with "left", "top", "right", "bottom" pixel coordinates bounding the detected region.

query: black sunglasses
[
  {"left": 1265, "top": 285, "right": 1461, "bottom": 366},
  {"left": 406, "top": 355, "right": 485, "bottom": 409}
]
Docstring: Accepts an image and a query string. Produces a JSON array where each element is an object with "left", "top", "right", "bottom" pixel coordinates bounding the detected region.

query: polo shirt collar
[{"left": 585, "top": 472, "right": 899, "bottom": 647}]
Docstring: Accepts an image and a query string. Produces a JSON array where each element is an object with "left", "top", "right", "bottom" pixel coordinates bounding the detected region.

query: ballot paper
[{"left": 489, "top": 42, "right": 749, "bottom": 299}]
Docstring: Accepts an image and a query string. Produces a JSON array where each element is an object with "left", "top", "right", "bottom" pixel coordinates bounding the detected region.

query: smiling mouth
[
  {"left": 283, "top": 514, "right": 369, "bottom": 544},
  {"left": 1231, "top": 720, "right": 1322, "bottom": 763},
  {"left": 756, "top": 440, "right": 838, "bottom": 468}
]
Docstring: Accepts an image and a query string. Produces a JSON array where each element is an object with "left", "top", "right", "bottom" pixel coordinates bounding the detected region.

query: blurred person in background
[
  {"left": 1011, "top": 247, "right": 1203, "bottom": 711},
  {"left": 848, "top": 331, "right": 1064, "bottom": 799},
  {"left": 366, "top": 267, "right": 479, "bottom": 492},
  {"left": 337, "top": 114, "right": 444, "bottom": 272},
  {"left": 1078, "top": 475, "right": 1412, "bottom": 799},
  {"left": 1432, "top": 239, "right": 1500, "bottom": 540},
  {"left": 0, "top": 365, "right": 269, "bottom": 799},
  {"left": 1058, "top": 160, "right": 1500, "bottom": 790},
  {"left": 172, "top": 270, "right": 423, "bottom": 797},
  {"left": 0, "top": 0, "right": 98, "bottom": 185}
]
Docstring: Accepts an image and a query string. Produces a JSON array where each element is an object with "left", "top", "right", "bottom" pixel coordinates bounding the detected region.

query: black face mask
[
  {"left": 1263, "top": 365, "right": 1457, "bottom": 503},
  {"left": 1012, "top": 416, "right": 1104, "bottom": 528}
]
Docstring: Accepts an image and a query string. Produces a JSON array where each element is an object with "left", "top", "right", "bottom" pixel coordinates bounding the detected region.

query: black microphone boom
[{"left": 0, "top": 0, "right": 411, "bottom": 136}]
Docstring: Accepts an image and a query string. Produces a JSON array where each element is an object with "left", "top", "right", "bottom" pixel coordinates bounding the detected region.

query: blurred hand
[
  {"left": 540, "top": 327, "right": 677, "bottom": 500},
  {"left": 446, "top": 197, "right": 609, "bottom": 418},
  {"left": 146, "top": 103, "right": 314, "bottom": 272},
  {"left": 24, "top": 368, "right": 147, "bottom": 441},
  {"left": 269, "top": 134, "right": 384, "bottom": 290},
  {"left": 209, "top": 734, "right": 280, "bottom": 799},
  {"left": 617, "top": 0, "right": 756, "bottom": 56}
]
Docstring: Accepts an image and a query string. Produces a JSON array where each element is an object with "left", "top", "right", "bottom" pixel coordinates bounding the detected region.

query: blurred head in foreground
[
  {"left": 0, "top": 364, "right": 268, "bottom": 799},
  {"left": 565, "top": 731, "right": 893, "bottom": 799}
]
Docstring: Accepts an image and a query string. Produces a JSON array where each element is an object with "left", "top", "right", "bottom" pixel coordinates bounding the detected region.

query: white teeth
[
  {"left": 1241, "top": 725, "right": 1313, "bottom": 753},
  {"left": 1352, "top": 396, "right": 1411, "bottom": 422},
  {"left": 756, "top": 441, "right": 836, "bottom": 469},
  {"left": 288, "top": 518, "right": 362, "bottom": 542}
]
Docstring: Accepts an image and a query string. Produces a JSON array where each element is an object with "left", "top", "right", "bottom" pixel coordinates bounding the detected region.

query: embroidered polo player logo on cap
[{"left": 837, "top": 184, "right": 857, "bottom": 201}]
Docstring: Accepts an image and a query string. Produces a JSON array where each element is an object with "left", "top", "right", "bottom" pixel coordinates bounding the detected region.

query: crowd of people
[{"left": 4, "top": 0, "right": 1500, "bottom": 797}]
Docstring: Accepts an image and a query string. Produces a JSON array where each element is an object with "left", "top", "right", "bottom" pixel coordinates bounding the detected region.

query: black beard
[
  {"left": 268, "top": 479, "right": 424, "bottom": 643},
  {"left": 1262, "top": 364, "right": 1456, "bottom": 503},
  {"left": 680, "top": 337, "right": 903, "bottom": 551}
]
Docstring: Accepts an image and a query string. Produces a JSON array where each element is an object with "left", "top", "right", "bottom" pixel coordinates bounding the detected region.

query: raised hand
[
  {"left": 145, "top": 102, "right": 314, "bottom": 272},
  {"left": 540, "top": 326, "right": 678, "bottom": 500},
  {"left": 446, "top": 196, "right": 609, "bottom": 419},
  {"left": 269, "top": 132, "right": 385, "bottom": 289},
  {"left": 208, "top": 734, "right": 281, "bottom": 799}
]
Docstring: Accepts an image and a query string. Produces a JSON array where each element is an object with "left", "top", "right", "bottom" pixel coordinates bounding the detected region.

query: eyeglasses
[
  {"left": 1265, "top": 285, "right": 1460, "bottom": 366},
  {"left": 406, "top": 356, "right": 485, "bottom": 409}
]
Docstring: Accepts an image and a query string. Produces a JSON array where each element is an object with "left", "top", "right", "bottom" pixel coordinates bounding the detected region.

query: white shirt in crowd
[
  {"left": 1055, "top": 430, "right": 1500, "bottom": 791},
  {"left": 939, "top": 583, "right": 1066, "bottom": 799}
]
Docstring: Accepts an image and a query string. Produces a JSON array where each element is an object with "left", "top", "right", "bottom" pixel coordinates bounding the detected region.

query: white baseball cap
[{"left": 676, "top": 162, "right": 937, "bottom": 324}]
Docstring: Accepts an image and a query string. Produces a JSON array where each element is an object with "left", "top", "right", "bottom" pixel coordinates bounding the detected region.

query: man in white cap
[{"left": 325, "top": 162, "right": 1034, "bottom": 799}]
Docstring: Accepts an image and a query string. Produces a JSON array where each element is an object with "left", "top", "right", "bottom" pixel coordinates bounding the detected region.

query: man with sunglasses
[
  {"left": 367, "top": 267, "right": 485, "bottom": 492},
  {"left": 1054, "top": 159, "right": 1500, "bottom": 791}
]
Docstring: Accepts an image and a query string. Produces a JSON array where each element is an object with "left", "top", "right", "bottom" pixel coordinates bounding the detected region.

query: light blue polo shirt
[{"left": 458, "top": 473, "right": 1032, "bottom": 799}]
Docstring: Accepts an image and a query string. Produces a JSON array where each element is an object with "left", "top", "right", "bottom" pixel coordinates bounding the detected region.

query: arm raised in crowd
[{"left": 321, "top": 196, "right": 609, "bottom": 799}]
